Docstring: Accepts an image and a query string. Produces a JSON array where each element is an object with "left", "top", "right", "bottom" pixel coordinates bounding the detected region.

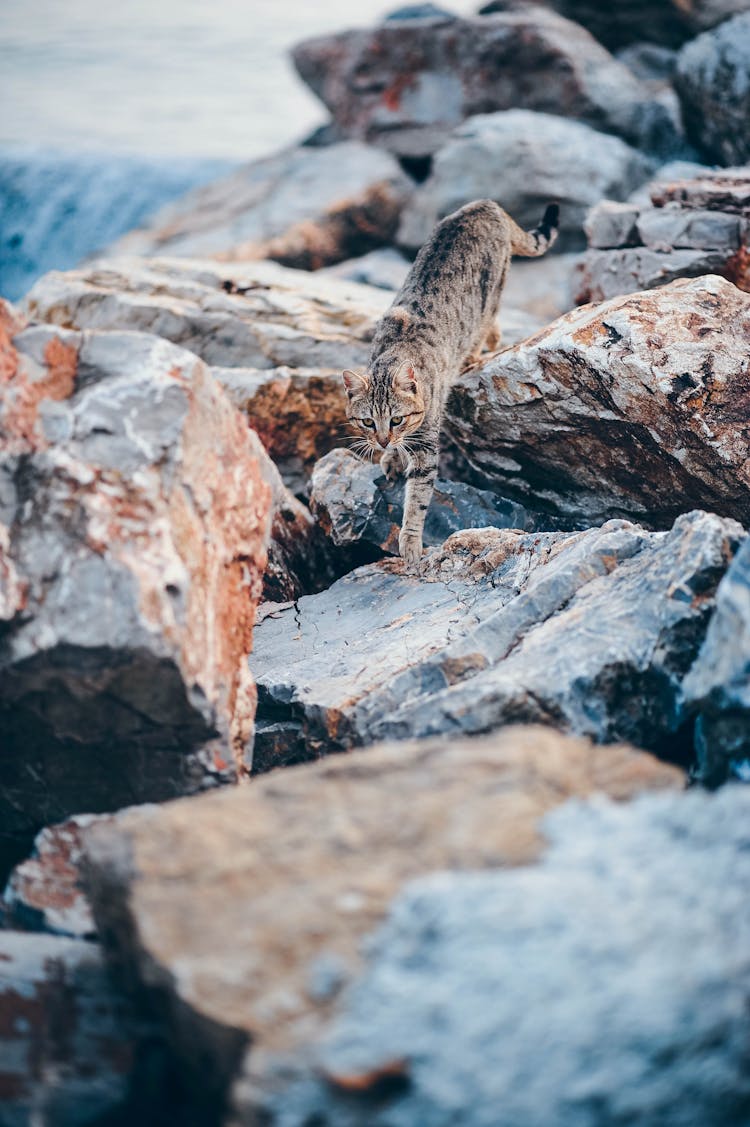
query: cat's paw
[
  {"left": 399, "top": 530, "right": 423, "bottom": 573},
  {"left": 380, "top": 447, "right": 403, "bottom": 484}
]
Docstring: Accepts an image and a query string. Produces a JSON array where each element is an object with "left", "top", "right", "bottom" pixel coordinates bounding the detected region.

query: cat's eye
[
  {"left": 360, "top": 417, "right": 375, "bottom": 428},
  {"left": 391, "top": 416, "right": 404, "bottom": 426}
]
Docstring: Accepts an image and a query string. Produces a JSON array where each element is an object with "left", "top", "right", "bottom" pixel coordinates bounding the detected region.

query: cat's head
[{"left": 342, "top": 360, "right": 425, "bottom": 451}]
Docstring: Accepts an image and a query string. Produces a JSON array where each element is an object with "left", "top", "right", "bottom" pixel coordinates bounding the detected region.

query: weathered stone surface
[
  {"left": 584, "top": 200, "right": 641, "bottom": 248},
  {"left": 650, "top": 168, "right": 750, "bottom": 211},
  {"left": 683, "top": 536, "right": 750, "bottom": 785},
  {"left": 398, "top": 110, "right": 653, "bottom": 251},
  {"left": 636, "top": 204, "right": 743, "bottom": 249},
  {"left": 251, "top": 510, "right": 742, "bottom": 772},
  {"left": 239, "top": 784, "right": 750, "bottom": 1126},
  {"left": 23, "top": 257, "right": 389, "bottom": 372},
  {"left": 82, "top": 727, "right": 681, "bottom": 1115},
  {"left": 501, "top": 251, "right": 582, "bottom": 321},
  {"left": 0, "top": 930, "right": 159, "bottom": 1126},
  {"left": 447, "top": 276, "right": 750, "bottom": 526},
  {"left": 292, "top": 8, "right": 680, "bottom": 157},
  {"left": 511, "top": 0, "right": 750, "bottom": 48},
  {"left": 0, "top": 309, "right": 271, "bottom": 877},
  {"left": 310, "top": 449, "right": 539, "bottom": 557},
  {"left": 2, "top": 815, "right": 106, "bottom": 938},
  {"left": 576, "top": 244, "right": 735, "bottom": 301},
  {"left": 319, "top": 247, "right": 411, "bottom": 291},
  {"left": 108, "top": 142, "right": 413, "bottom": 267},
  {"left": 676, "top": 13, "right": 750, "bottom": 165}
]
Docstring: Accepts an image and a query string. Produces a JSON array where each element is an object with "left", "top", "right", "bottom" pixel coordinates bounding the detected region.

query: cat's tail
[{"left": 508, "top": 203, "right": 560, "bottom": 257}]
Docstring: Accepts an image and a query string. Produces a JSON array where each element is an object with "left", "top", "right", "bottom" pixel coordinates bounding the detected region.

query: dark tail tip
[{"left": 541, "top": 203, "right": 560, "bottom": 236}]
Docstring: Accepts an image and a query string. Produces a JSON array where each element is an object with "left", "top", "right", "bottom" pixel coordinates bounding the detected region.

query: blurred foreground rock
[
  {"left": 0, "top": 305, "right": 270, "bottom": 877},
  {"left": 684, "top": 537, "right": 750, "bottom": 785},
  {"left": 109, "top": 142, "right": 413, "bottom": 267},
  {"left": 292, "top": 8, "right": 680, "bottom": 156},
  {"left": 676, "top": 13, "right": 750, "bottom": 164},
  {"left": 446, "top": 275, "right": 750, "bottom": 527},
  {"left": 398, "top": 110, "right": 653, "bottom": 251},
  {"left": 82, "top": 727, "right": 680, "bottom": 1118},
  {"left": 252, "top": 511, "right": 742, "bottom": 771},
  {"left": 238, "top": 784, "right": 750, "bottom": 1126},
  {"left": 0, "top": 930, "right": 161, "bottom": 1126},
  {"left": 522, "top": 0, "right": 750, "bottom": 48},
  {"left": 578, "top": 168, "right": 750, "bottom": 301}
]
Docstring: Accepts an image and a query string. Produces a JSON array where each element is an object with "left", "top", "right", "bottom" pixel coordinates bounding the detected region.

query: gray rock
[
  {"left": 683, "top": 537, "right": 750, "bottom": 785},
  {"left": 0, "top": 307, "right": 271, "bottom": 878},
  {"left": 108, "top": 141, "right": 413, "bottom": 267},
  {"left": 251, "top": 510, "right": 742, "bottom": 772},
  {"left": 0, "top": 930, "right": 161, "bottom": 1126},
  {"left": 447, "top": 276, "right": 750, "bottom": 527},
  {"left": 616, "top": 42, "right": 678, "bottom": 86},
  {"left": 676, "top": 13, "right": 750, "bottom": 165},
  {"left": 398, "top": 111, "right": 653, "bottom": 252},
  {"left": 501, "top": 251, "right": 582, "bottom": 321},
  {"left": 627, "top": 158, "right": 715, "bottom": 206},
  {"left": 292, "top": 8, "right": 681, "bottom": 158},
  {"left": 309, "top": 448, "right": 540, "bottom": 556},
  {"left": 584, "top": 200, "right": 642, "bottom": 248},
  {"left": 576, "top": 244, "right": 731, "bottom": 300},
  {"left": 249, "top": 784, "right": 750, "bottom": 1126},
  {"left": 319, "top": 248, "right": 411, "bottom": 291},
  {"left": 637, "top": 204, "right": 743, "bottom": 248},
  {"left": 80, "top": 727, "right": 680, "bottom": 1122},
  {"left": 522, "top": 0, "right": 750, "bottom": 48}
]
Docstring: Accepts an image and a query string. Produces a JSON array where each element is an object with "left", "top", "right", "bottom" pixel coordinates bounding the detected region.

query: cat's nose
[{"left": 378, "top": 436, "right": 390, "bottom": 449}]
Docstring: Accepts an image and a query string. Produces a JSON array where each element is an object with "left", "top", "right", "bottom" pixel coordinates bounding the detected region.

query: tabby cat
[{"left": 343, "top": 198, "right": 559, "bottom": 571}]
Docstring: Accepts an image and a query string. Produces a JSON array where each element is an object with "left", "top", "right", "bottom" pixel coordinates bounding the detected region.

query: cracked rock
[
  {"left": 251, "top": 510, "right": 742, "bottom": 773},
  {"left": 0, "top": 303, "right": 271, "bottom": 878},
  {"left": 81, "top": 726, "right": 680, "bottom": 1118},
  {"left": 446, "top": 275, "right": 750, "bottom": 528}
]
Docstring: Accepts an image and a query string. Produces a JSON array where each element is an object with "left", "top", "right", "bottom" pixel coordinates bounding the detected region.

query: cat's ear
[
  {"left": 392, "top": 360, "right": 418, "bottom": 395},
  {"left": 342, "top": 369, "right": 369, "bottom": 397}
]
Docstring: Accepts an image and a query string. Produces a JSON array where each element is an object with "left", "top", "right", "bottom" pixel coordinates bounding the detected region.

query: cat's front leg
[
  {"left": 400, "top": 444, "right": 438, "bottom": 573},
  {"left": 380, "top": 445, "right": 406, "bottom": 484}
]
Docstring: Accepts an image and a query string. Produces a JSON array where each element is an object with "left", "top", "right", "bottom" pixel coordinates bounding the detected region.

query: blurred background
[{"left": 0, "top": 0, "right": 476, "bottom": 298}]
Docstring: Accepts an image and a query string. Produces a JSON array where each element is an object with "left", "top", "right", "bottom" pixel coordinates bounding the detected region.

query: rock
[
  {"left": 501, "top": 251, "right": 582, "bottom": 321},
  {"left": 683, "top": 536, "right": 750, "bottom": 785},
  {"left": 584, "top": 200, "right": 641, "bottom": 248},
  {"left": 512, "top": 0, "right": 750, "bottom": 48},
  {"left": 397, "top": 111, "right": 653, "bottom": 252},
  {"left": 626, "top": 158, "right": 714, "bottom": 206},
  {"left": 578, "top": 168, "right": 750, "bottom": 300},
  {"left": 108, "top": 142, "right": 413, "bottom": 268},
  {"left": 616, "top": 42, "right": 678, "bottom": 86},
  {"left": 446, "top": 276, "right": 750, "bottom": 527},
  {"left": 0, "top": 930, "right": 162, "bottom": 1126},
  {"left": 319, "top": 248, "right": 411, "bottom": 291},
  {"left": 309, "top": 449, "right": 540, "bottom": 557},
  {"left": 675, "top": 13, "right": 750, "bottom": 165},
  {"left": 23, "top": 256, "right": 389, "bottom": 373},
  {"left": 81, "top": 727, "right": 681, "bottom": 1117},
  {"left": 2, "top": 815, "right": 106, "bottom": 938},
  {"left": 0, "top": 307, "right": 271, "bottom": 878},
  {"left": 251, "top": 510, "right": 742, "bottom": 772},
  {"left": 243, "top": 784, "right": 750, "bottom": 1126},
  {"left": 292, "top": 8, "right": 680, "bottom": 158}
]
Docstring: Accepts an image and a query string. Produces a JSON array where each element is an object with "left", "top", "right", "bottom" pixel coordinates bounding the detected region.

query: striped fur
[{"left": 343, "top": 199, "right": 559, "bottom": 571}]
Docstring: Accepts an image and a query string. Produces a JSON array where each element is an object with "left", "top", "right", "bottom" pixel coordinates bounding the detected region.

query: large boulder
[
  {"left": 505, "top": 0, "right": 750, "bottom": 48},
  {"left": 445, "top": 275, "right": 750, "bottom": 528},
  {"left": 292, "top": 8, "right": 681, "bottom": 157},
  {"left": 251, "top": 510, "right": 742, "bottom": 772},
  {"left": 236, "top": 783, "right": 750, "bottom": 1126},
  {"left": 398, "top": 110, "right": 653, "bottom": 252},
  {"left": 683, "top": 536, "right": 750, "bottom": 785},
  {"left": 0, "top": 303, "right": 271, "bottom": 877},
  {"left": 108, "top": 142, "right": 413, "bottom": 268},
  {"left": 676, "top": 14, "right": 750, "bottom": 165},
  {"left": 577, "top": 168, "right": 750, "bottom": 301},
  {"left": 81, "top": 727, "right": 681, "bottom": 1118},
  {"left": 0, "top": 930, "right": 162, "bottom": 1126}
]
